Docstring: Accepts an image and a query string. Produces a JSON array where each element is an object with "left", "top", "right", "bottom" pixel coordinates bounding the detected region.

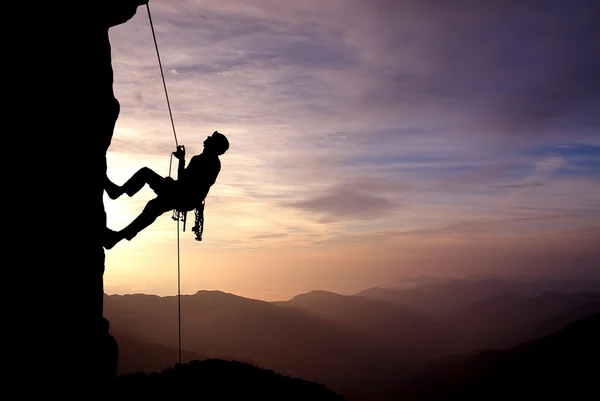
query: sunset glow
[{"left": 103, "top": 0, "right": 600, "bottom": 300}]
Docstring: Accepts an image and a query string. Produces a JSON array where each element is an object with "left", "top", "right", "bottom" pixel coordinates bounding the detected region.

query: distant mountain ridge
[
  {"left": 106, "top": 277, "right": 600, "bottom": 400},
  {"left": 276, "top": 290, "right": 451, "bottom": 358},
  {"left": 356, "top": 277, "right": 600, "bottom": 314},
  {"left": 105, "top": 289, "right": 399, "bottom": 398}
]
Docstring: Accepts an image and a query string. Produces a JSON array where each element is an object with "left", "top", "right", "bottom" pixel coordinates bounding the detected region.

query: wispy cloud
[
  {"left": 499, "top": 155, "right": 566, "bottom": 189},
  {"left": 284, "top": 181, "right": 401, "bottom": 223},
  {"left": 251, "top": 233, "right": 288, "bottom": 240}
]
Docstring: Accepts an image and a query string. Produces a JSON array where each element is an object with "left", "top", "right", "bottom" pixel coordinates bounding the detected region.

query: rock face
[{"left": 14, "top": 1, "right": 147, "bottom": 394}]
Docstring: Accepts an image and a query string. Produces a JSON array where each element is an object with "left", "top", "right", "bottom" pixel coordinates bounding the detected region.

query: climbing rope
[
  {"left": 146, "top": 3, "right": 179, "bottom": 148},
  {"left": 146, "top": 3, "right": 182, "bottom": 365}
]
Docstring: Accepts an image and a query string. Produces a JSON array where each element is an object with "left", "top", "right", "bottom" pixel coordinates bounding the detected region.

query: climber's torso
[{"left": 173, "top": 153, "right": 221, "bottom": 211}]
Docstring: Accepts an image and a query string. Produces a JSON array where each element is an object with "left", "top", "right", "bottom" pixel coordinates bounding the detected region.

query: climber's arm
[
  {"left": 102, "top": 0, "right": 149, "bottom": 28},
  {"left": 174, "top": 145, "right": 187, "bottom": 181},
  {"left": 177, "top": 156, "right": 186, "bottom": 181}
]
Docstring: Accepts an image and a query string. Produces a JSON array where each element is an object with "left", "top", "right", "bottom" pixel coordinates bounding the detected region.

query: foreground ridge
[{"left": 115, "top": 358, "right": 347, "bottom": 400}]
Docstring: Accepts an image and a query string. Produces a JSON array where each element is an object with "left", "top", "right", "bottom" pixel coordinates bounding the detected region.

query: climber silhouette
[{"left": 104, "top": 131, "right": 229, "bottom": 249}]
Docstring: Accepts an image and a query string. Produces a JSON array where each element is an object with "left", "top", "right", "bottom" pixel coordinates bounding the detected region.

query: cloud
[
  {"left": 499, "top": 155, "right": 566, "bottom": 189},
  {"left": 251, "top": 233, "right": 288, "bottom": 240},
  {"left": 338, "top": 0, "right": 600, "bottom": 139},
  {"left": 311, "top": 214, "right": 574, "bottom": 247},
  {"left": 435, "top": 162, "right": 522, "bottom": 190},
  {"left": 109, "top": 136, "right": 175, "bottom": 157},
  {"left": 284, "top": 181, "right": 400, "bottom": 222},
  {"left": 530, "top": 156, "right": 566, "bottom": 181},
  {"left": 564, "top": 226, "right": 600, "bottom": 238},
  {"left": 130, "top": 1, "right": 599, "bottom": 135},
  {"left": 389, "top": 216, "right": 555, "bottom": 238},
  {"left": 500, "top": 182, "right": 545, "bottom": 189}
]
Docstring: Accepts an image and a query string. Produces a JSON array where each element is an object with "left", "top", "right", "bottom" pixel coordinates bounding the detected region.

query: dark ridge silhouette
[
  {"left": 532, "top": 300, "right": 600, "bottom": 338},
  {"left": 394, "top": 313, "right": 600, "bottom": 401},
  {"left": 18, "top": 0, "right": 149, "bottom": 393},
  {"left": 114, "top": 359, "right": 347, "bottom": 400},
  {"left": 114, "top": 333, "right": 207, "bottom": 375},
  {"left": 104, "top": 132, "right": 229, "bottom": 249}
]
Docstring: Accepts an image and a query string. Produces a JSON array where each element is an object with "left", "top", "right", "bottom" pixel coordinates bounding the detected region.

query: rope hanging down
[{"left": 146, "top": 3, "right": 182, "bottom": 365}]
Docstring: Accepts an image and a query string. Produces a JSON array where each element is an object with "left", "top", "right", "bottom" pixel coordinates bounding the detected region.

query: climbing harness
[
  {"left": 170, "top": 193, "right": 205, "bottom": 241},
  {"left": 168, "top": 147, "right": 206, "bottom": 242},
  {"left": 192, "top": 201, "right": 205, "bottom": 242},
  {"left": 172, "top": 202, "right": 205, "bottom": 241}
]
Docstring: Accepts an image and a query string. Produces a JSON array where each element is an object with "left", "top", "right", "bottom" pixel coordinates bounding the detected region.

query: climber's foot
[
  {"left": 104, "top": 228, "right": 124, "bottom": 250},
  {"left": 105, "top": 181, "right": 124, "bottom": 200}
]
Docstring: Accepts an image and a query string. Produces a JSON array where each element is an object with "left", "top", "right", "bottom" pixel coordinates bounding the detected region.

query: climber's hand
[{"left": 173, "top": 145, "right": 186, "bottom": 160}]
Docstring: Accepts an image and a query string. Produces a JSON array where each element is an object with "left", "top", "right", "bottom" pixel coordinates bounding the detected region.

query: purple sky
[{"left": 103, "top": 0, "right": 600, "bottom": 300}]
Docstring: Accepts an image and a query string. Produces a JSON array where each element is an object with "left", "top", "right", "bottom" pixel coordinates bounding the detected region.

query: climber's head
[{"left": 204, "top": 131, "right": 229, "bottom": 155}]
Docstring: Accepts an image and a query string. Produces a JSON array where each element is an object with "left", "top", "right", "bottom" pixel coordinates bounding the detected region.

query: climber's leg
[
  {"left": 123, "top": 197, "right": 173, "bottom": 239},
  {"left": 105, "top": 176, "right": 124, "bottom": 200},
  {"left": 119, "top": 167, "right": 171, "bottom": 198},
  {"left": 103, "top": 196, "right": 174, "bottom": 249}
]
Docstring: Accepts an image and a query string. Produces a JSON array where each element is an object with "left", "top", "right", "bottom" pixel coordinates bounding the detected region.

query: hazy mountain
[
  {"left": 357, "top": 277, "right": 600, "bottom": 315},
  {"left": 356, "top": 286, "right": 444, "bottom": 314},
  {"left": 105, "top": 278, "right": 600, "bottom": 400},
  {"left": 439, "top": 291, "right": 600, "bottom": 352},
  {"left": 115, "top": 359, "right": 347, "bottom": 400},
  {"left": 394, "top": 313, "right": 600, "bottom": 401},
  {"left": 104, "top": 291, "right": 402, "bottom": 399},
  {"left": 531, "top": 300, "right": 600, "bottom": 339},
  {"left": 286, "top": 282, "right": 600, "bottom": 355},
  {"left": 276, "top": 290, "right": 452, "bottom": 358}
]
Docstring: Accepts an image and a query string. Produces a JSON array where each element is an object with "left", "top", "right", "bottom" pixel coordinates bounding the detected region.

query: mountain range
[{"left": 106, "top": 276, "right": 600, "bottom": 400}]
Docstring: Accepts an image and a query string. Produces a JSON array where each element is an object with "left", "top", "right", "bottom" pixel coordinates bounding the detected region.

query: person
[{"left": 103, "top": 131, "right": 229, "bottom": 249}]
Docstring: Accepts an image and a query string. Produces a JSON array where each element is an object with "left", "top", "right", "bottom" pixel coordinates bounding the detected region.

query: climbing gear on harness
[
  {"left": 171, "top": 200, "right": 204, "bottom": 241},
  {"left": 193, "top": 201, "right": 205, "bottom": 241}
]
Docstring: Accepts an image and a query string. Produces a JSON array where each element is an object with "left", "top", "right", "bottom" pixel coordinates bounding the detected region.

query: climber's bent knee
[{"left": 146, "top": 197, "right": 173, "bottom": 216}]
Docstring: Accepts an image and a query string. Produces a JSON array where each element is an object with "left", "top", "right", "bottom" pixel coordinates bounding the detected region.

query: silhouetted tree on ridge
[{"left": 114, "top": 359, "right": 347, "bottom": 400}]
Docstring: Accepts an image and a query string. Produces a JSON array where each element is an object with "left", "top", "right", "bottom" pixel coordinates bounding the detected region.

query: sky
[{"left": 103, "top": 0, "right": 600, "bottom": 301}]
